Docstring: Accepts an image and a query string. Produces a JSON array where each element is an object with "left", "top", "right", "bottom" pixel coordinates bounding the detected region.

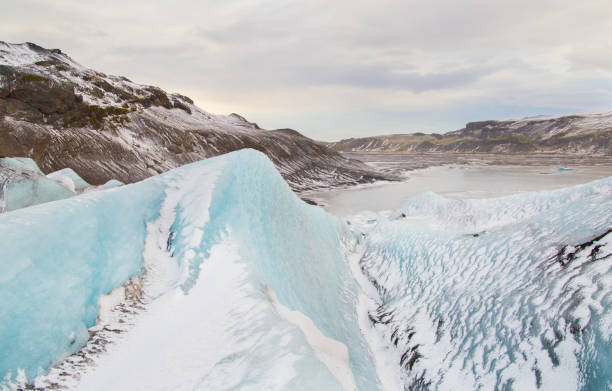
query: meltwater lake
[{"left": 308, "top": 164, "right": 612, "bottom": 216}]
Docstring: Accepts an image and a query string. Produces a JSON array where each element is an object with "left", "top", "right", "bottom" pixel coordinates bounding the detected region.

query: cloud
[
  {"left": 1, "top": 0, "right": 611, "bottom": 140},
  {"left": 567, "top": 45, "right": 612, "bottom": 73}
]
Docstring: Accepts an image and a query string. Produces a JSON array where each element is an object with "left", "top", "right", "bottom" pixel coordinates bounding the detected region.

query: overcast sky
[{"left": 2, "top": 0, "right": 612, "bottom": 140}]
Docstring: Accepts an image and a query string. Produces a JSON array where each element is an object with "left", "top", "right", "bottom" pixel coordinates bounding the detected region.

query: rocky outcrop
[
  {"left": 330, "top": 112, "right": 612, "bottom": 154},
  {"left": 0, "top": 42, "right": 394, "bottom": 191}
]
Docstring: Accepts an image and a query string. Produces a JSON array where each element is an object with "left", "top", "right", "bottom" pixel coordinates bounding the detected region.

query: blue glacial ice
[
  {"left": 0, "top": 158, "right": 119, "bottom": 213},
  {"left": 0, "top": 158, "right": 44, "bottom": 175},
  {"left": 46, "top": 168, "right": 91, "bottom": 193},
  {"left": 0, "top": 173, "right": 164, "bottom": 384},
  {"left": 0, "top": 158, "right": 77, "bottom": 213},
  {"left": 98, "top": 179, "right": 124, "bottom": 190},
  {"left": 0, "top": 149, "right": 610, "bottom": 391},
  {"left": 0, "top": 150, "right": 380, "bottom": 390}
]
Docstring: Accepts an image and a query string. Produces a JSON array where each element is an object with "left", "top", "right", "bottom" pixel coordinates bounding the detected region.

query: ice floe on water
[{"left": 0, "top": 150, "right": 610, "bottom": 390}]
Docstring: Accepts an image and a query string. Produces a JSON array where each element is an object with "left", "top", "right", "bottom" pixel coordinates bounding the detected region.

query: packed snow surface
[{"left": 0, "top": 149, "right": 610, "bottom": 390}]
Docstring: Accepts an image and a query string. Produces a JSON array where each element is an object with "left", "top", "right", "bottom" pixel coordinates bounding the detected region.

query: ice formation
[
  {"left": 0, "top": 149, "right": 610, "bottom": 391},
  {"left": 0, "top": 150, "right": 380, "bottom": 390},
  {"left": 356, "top": 177, "right": 612, "bottom": 390},
  {"left": 0, "top": 158, "right": 120, "bottom": 213},
  {"left": 46, "top": 168, "right": 91, "bottom": 193},
  {"left": 98, "top": 179, "right": 124, "bottom": 190},
  {"left": 0, "top": 158, "right": 76, "bottom": 212}
]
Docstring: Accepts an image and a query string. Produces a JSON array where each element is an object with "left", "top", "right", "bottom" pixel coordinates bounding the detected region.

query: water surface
[{"left": 308, "top": 165, "right": 612, "bottom": 216}]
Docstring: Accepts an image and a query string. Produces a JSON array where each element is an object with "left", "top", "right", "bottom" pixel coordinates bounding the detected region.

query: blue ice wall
[
  {"left": 167, "top": 150, "right": 380, "bottom": 390},
  {"left": 0, "top": 177, "right": 165, "bottom": 382},
  {"left": 0, "top": 150, "right": 381, "bottom": 389},
  {"left": 0, "top": 158, "right": 44, "bottom": 175},
  {"left": 0, "top": 158, "right": 76, "bottom": 213},
  {"left": 2, "top": 176, "right": 75, "bottom": 212}
]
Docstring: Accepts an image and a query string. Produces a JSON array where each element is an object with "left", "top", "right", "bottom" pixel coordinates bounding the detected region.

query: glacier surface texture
[
  {"left": 0, "top": 149, "right": 610, "bottom": 391},
  {"left": 355, "top": 177, "right": 612, "bottom": 390}
]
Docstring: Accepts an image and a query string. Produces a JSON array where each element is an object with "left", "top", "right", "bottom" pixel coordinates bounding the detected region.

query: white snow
[
  {"left": 267, "top": 285, "right": 358, "bottom": 391},
  {"left": 354, "top": 175, "right": 612, "bottom": 390},
  {"left": 345, "top": 246, "right": 401, "bottom": 391}
]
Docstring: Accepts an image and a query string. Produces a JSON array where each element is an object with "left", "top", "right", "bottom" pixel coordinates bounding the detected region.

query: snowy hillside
[
  {"left": 330, "top": 112, "right": 612, "bottom": 154},
  {"left": 0, "top": 42, "right": 392, "bottom": 192},
  {"left": 0, "top": 150, "right": 610, "bottom": 390}
]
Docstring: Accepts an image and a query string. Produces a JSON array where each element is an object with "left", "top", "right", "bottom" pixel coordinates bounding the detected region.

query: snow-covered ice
[
  {"left": 0, "top": 149, "right": 610, "bottom": 390},
  {"left": 354, "top": 177, "right": 612, "bottom": 390},
  {"left": 46, "top": 168, "right": 91, "bottom": 193},
  {"left": 0, "top": 150, "right": 380, "bottom": 390}
]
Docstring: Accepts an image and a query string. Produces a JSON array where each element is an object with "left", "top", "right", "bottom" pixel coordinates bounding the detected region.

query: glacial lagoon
[{"left": 307, "top": 163, "right": 612, "bottom": 216}]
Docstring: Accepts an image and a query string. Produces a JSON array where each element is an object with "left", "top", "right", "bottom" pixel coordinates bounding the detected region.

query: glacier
[
  {"left": 45, "top": 168, "right": 91, "bottom": 193},
  {"left": 0, "top": 158, "right": 123, "bottom": 214},
  {"left": 0, "top": 149, "right": 610, "bottom": 391},
  {"left": 0, "top": 158, "right": 77, "bottom": 212},
  {"left": 355, "top": 177, "right": 612, "bottom": 390},
  {"left": 0, "top": 149, "right": 380, "bottom": 390}
]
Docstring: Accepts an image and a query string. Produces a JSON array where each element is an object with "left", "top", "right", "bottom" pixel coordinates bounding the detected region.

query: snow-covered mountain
[
  {"left": 330, "top": 112, "right": 612, "bottom": 154},
  {"left": 0, "top": 150, "right": 610, "bottom": 390},
  {"left": 0, "top": 42, "right": 392, "bottom": 192}
]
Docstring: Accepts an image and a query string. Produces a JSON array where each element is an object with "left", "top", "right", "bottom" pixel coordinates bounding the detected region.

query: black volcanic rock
[{"left": 0, "top": 41, "right": 395, "bottom": 191}]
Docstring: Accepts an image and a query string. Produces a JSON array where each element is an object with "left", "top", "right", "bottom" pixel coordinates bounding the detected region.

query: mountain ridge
[
  {"left": 330, "top": 111, "right": 612, "bottom": 154},
  {"left": 0, "top": 41, "right": 394, "bottom": 191}
]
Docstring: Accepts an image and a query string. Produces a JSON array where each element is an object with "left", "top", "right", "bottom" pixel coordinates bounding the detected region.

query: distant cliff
[
  {"left": 0, "top": 42, "right": 394, "bottom": 192},
  {"left": 330, "top": 112, "right": 612, "bottom": 154}
]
